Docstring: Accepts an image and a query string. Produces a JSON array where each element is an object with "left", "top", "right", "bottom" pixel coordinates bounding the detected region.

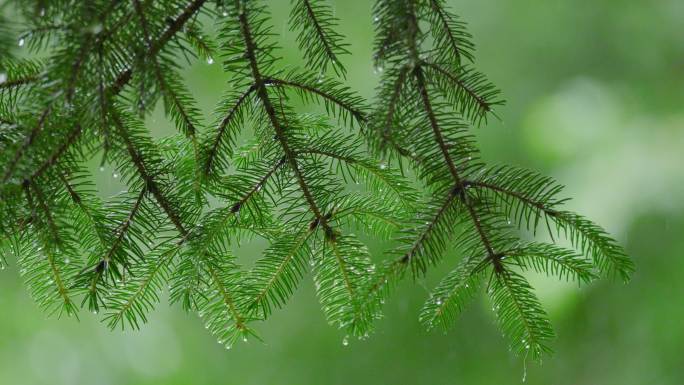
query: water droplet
[
  {"left": 222, "top": 10, "right": 229, "bottom": 17},
  {"left": 112, "top": 172, "right": 119, "bottom": 178},
  {"left": 39, "top": 8, "right": 45, "bottom": 17},
  {"left": 0, "top": 73, "right": 6, "bottom": 84},
  {"left": 64, "top": 258, "right": 70, "bottom": 264},
  {"left": 207, "top": 57, "right": 214, "bottom": 65},
  {"left": 99, "top": 166, "right": 105, "bottom": 172},
  {"left": 242, "top": 336, "right": 248, "bottom": 342},
  {"left": 18, "top": 38, "right": 25, "bottom": 47},
  {"left": 373, "top": 16, "right": 379, "bottom": 22},
  {"left": 373, "top": 65, "right": 384, "bottom": 75},
  {"left": 225, "top": 344, "right": 232, "bottom": 350},
  {"left": 342, "top": 336, "right": 349, "bottom": 346},
  {"left": 435, "top": 298, "right": 442, "bottom": 305},
  {"left": 379, "top": 162, "right": 387, "bottom": 170}
]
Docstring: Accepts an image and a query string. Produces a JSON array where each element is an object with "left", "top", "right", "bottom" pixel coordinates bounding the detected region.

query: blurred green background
[{"left": 2, "top": 0, "right": 683, "bottom": 384}]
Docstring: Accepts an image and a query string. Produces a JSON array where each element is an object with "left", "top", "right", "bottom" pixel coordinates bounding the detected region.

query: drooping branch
[
  {"left": 26, "top": 181, "right": 74, "bottom": 310},
  {"left": 204, "top": 84, "right": 258, "bottom": 175},
  {"left": 1, "top": 0, "right": 209, "bottom": 185},
  {"left": 421, "top": 61, "right": 495, "bottom": 116},
  {"left": 0, "top": 75, "right": 39, "bottom": 91},
  {"left": 30, "top": 124, "right": 82, "bottom": 181},
  {"left": 112, "top": 113, "right": 188, "bottom": 236},
  {"left": 2, "top": 105, "right": 52, "bottom": 184},
  {"left": 132, "top": 0, "right": 200, "bottom": 139},
  {"left": 379, "top": 65, "right": 410, "bottom": 147},
  {"left": 236, "top": 0, "right": 331, "bottom": 236},
  {"left": 102, "top": 187, "right": 147, "bottom": 266},
  {"left": 263, "top": 77, "right": 365, "bottom": 123}
]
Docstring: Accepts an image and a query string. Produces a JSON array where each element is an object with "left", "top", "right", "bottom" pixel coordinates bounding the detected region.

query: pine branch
[
  {"left": 203, "top": 84, "right": 258, "bottom": 176},
  {"left": 30, "top": 124, "right": 82, "bottom": 180},
  {"left": 0, "top": 0, "right": 631, "bottom": 363},
  {"left": 426, "top": 0, "right": 474, "bottom": 64},
  {"left": 236, "top": 0, "right": 331, "bottom": 233},
  {"left": 246, "top": 227, "right": 315, "bottom": 318},
  {"left": 365, "top": 0, "right": 632, "bottom": 362},
  {"left": 1, "top": 106, "right": 52, "bottom": 184},
  {"left": 1, "top": 0, "right": 208, "bottom": 185},
  {"left": 290, "top": 0, "right": 350, "bottom": 77},
  {"left": 24, "top": 180, "right": 76, "bottom": 316},
  {"left": 0, "top": 74, "right": 39, "bottom": 91},
  {"left": 489, "top": 269, "right": 554, "bottom": 360},
  {"left": 113, "top": 112, "right": 187, "bottom": 236},
  {"left": 264, "top": 76, "right": 365, "bottom": 124}
]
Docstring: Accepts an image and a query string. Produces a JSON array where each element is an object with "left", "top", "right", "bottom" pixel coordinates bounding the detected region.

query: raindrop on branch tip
[
  {"left": 18, "top": 38, "right": 25, "bottom": 47},
  {"left": 207, "top": 57, "right": 214, "bottom": 65},
  {"left": 342, "top": 335, "right": 349, "bottom": 346},
  {"left": 113, "top": 172, "right": 119, "bottom": 179},
  {"left": 522, "top": 349, "right": 529, "bottom": 382},
  {"left": 0, "top": 73, "right": 6, "bottom": 84}
]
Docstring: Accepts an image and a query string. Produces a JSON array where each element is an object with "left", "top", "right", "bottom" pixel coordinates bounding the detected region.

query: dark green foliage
[
  {"left": 366, "top": 0, "right": 633, "bottom": 359},
  {"left": 290, "top": 0, "right": 350, "bottom": 77},
  {"left": 0, "top": 0, "right": 631, "bottom": 362}
]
